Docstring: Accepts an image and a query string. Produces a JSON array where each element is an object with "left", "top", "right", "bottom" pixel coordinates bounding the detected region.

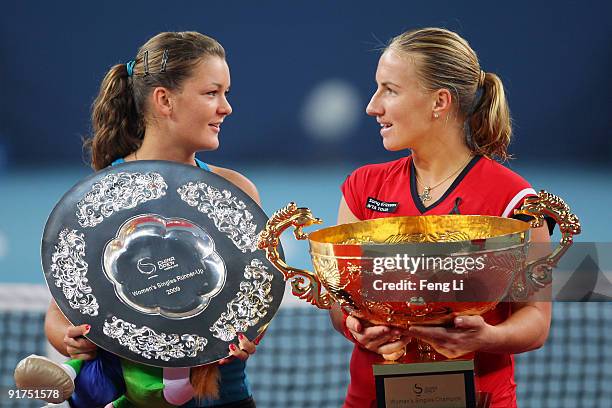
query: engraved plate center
[{"left": 103, "top": 214, "right": 226, "bottom": 318}]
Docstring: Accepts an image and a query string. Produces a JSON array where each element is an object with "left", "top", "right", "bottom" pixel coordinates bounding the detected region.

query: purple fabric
[{"left": 70, "top": 350, "right": 125, "bottom": 408}]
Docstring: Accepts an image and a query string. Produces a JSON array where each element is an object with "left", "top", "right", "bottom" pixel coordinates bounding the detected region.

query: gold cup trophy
[{"left": 258, "top": 191, "right": 580, "bottom": 408}]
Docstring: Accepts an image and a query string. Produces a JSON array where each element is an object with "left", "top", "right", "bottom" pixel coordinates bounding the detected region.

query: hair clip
[
  {"left": 126, "top": 60, "right": 136, "bottom": 77},
  {"left": 160, "top": 49, "right": 169, "bottom": 73},
  {"left": 143, "top": 50, "right": 150, "bottom": 76}
]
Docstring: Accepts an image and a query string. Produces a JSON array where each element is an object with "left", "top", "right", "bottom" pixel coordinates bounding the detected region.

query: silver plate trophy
[{"left": 41, "top": 160, "right": 285, "bottom": 367}]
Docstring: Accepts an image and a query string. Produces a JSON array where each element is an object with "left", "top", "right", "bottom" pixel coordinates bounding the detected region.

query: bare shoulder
[{"left": 208, "top": 164, "right": 261, "bottom": 205}]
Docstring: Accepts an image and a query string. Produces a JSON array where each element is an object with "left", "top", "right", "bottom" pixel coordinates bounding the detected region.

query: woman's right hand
[
  {"left": 64, "top": 324, "right": 98, "bottom": 360},
  {"left": 345, "top": 315, "right": 411, "bottom": 359}
]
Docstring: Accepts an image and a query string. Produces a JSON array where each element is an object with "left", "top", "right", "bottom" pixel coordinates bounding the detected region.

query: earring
[{"left": 433, "top": 112, "right": 440, "bottom": 118}]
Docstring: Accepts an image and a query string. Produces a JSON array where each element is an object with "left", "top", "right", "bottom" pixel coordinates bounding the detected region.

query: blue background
[{"left": 0, "top": 0, "right": 610, "bottom": 168}]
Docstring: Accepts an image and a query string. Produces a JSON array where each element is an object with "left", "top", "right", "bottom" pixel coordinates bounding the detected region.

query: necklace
[{"left": 415, "top": 155, "right": 473, "bottom": 203}]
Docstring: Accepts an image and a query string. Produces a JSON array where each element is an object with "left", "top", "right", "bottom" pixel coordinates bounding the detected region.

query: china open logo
[{"left": 136, "top": 258, "right": 157, "bottom": 275}]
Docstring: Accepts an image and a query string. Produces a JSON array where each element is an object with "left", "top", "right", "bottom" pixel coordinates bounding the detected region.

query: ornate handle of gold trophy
[
  {"left": 511, "top": 190, "right": 582, "bottom": 301},
  {"left": 257, "top": 202, "right": 333, "bottom": 309}
]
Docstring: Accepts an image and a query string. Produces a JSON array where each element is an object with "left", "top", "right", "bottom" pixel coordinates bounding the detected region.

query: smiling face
[
  {"left": 167, "top": 56, "right": 232, "bottom": 152},
  {"left": 366, "top": 50, "right": 436, "bottom": 152}
]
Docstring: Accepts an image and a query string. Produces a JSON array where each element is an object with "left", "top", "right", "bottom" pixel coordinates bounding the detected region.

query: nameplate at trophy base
[{"left": 374, "top": 360, "right": 476, "bottom": 408}]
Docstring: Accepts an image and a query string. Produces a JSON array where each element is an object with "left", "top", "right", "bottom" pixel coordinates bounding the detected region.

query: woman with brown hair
[
  {"left": 30, "top": 31, "right": 259, "bottom": 407},
  {"left": 330, "top": 27, "right": 552, "bottom": 407}
]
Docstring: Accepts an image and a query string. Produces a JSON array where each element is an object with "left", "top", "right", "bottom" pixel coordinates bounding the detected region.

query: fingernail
[
  {"left": 229, "top": 344, "right": 237, "bottom": 351},
  {"left": 85, "top": 325, "right": 91, "bottom": 333},
  {"left": 254, "top": 338, "right": 260, "bottom": 345},
  {"left": 455, "top": 317, "right": 464, "bottom": 325},
  {"left": 238, "top": 333, "right": 244, "bottom": 340}
]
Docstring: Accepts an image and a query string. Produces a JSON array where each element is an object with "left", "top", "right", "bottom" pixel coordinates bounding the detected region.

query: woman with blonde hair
[{"left": 330, "top": 27, "right": 552, "bottom": 407}]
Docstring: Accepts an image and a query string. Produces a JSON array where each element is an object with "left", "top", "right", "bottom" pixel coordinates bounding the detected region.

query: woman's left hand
[
  {"left": 408, "top": 315, "right": 498, "bottom": 359},
  {"left": 219, "top": 333, "right": 257, "bottom": 364}
]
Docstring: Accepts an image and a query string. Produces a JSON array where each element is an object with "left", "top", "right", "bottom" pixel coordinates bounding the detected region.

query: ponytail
[
  {"left": 468, "top": 72, "right": 512, "bottom": 161},
  {"left": 84, "top": 64, "right": 144, "bottom": 170},
  {"left": 190, "top": 365, "right": 220, "bottom": 398}
]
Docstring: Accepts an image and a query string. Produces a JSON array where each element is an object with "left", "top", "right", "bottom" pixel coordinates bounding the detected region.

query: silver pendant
[{"left": 419, "top": 186, "right": 432, "bottom": 203}]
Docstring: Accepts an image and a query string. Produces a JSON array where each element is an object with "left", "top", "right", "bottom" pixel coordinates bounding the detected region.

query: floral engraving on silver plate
[
  {"left": 51, "top": 229, "right": 99, "bottom": 316},
  {"left": 177, "top": 182, "right": 258, "bottom": 252},
  {"left": 210, "top": 259, "right": 274, "bottom": 341},
  {"left": 76, "top": 172, "right": 167, "bottom": 228},
  {"left": 103, "top": 316, "right": 208, "bottom": 361}
]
